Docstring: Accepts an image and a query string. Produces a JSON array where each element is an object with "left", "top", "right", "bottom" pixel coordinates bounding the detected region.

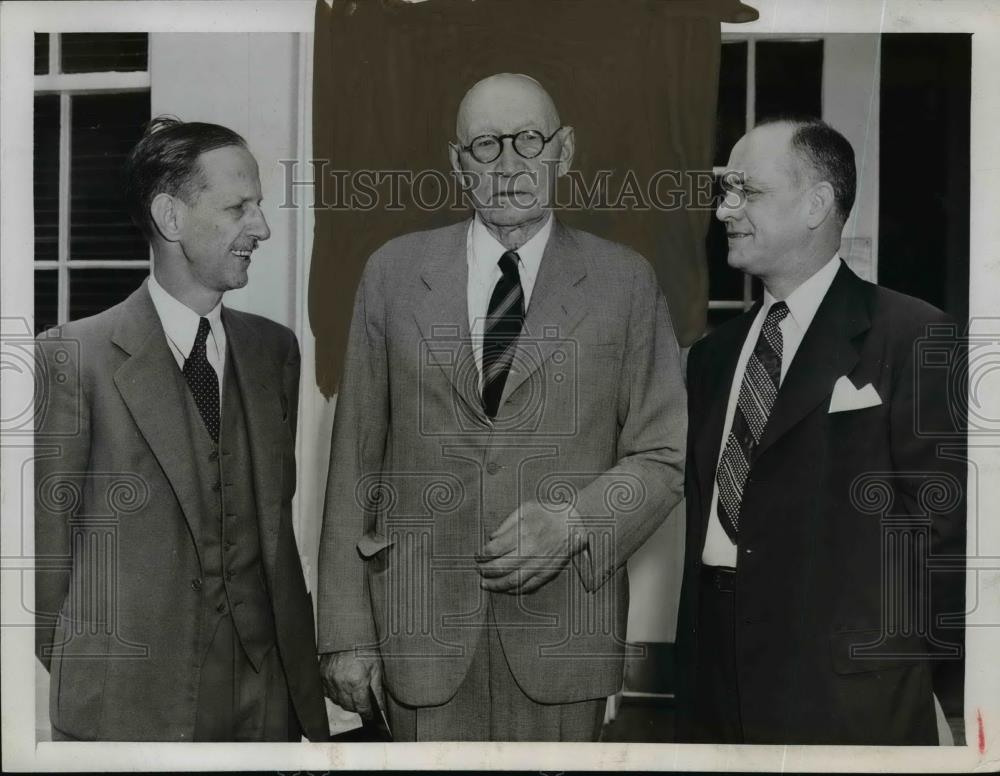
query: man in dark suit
[
  {"left": 34, "top": 117, "right": 328, "bottom": 741},
  {"left": 676, "top": 118, "right": 966, "bottom": 744},
  {"left": 316, "top": 73, "right": 687, "bottom": 741}
]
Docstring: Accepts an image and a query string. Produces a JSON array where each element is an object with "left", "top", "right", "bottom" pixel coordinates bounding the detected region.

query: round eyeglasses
[{"left": 459, "top": 127, "right": 563, "bottom": 164}]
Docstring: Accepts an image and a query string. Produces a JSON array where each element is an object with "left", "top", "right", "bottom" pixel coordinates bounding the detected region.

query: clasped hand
[{"left": 476, "top": 500, "right": 582, "bottom": 594}]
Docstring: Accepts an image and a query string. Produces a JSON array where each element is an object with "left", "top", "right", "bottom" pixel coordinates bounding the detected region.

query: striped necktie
[
  {"left": 715, "top": 301, "right": 789, "bottom": 542},
  {"left": 482, "top": 250, "right": 524, "bottom": 419}
]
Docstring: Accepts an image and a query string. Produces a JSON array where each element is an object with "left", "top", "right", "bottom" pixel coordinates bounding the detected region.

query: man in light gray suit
[
  {"left": 317, "top": 73, "right": 687, "bottom": 741},
  {"left": 35, "top": 118, "right": 328, "bottom": 741}
]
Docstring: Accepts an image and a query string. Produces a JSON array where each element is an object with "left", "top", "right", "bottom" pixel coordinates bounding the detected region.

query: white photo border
[{"left": 2, "top": 0, "right": 998, "bottom": 771}]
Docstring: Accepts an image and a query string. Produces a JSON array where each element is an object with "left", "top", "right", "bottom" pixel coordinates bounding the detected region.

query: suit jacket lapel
[
  {"left": 755, "top": 263, "right": 872, "bottom": 460},
  {"left": 411, "top": 218, "right": 588, "bottom": 418},
  {"left": 224, "top": 309, "right": 284, "bottom": 574},
  {"left": 692, "top": 304, "right": 760, "bottom": 540},
  {"left": 412, "top": 221, "right": 483, "bottom": 420},
  {"left": 112, "top": 280, "right": 204, "bottom": 546},
  {"left": 500, "top": 219, "right": 588, "bottom": 404}
]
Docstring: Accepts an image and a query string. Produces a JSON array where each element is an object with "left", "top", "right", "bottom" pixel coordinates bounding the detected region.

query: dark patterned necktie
[
  {"left": 482, "top": 250, "right": 525, "bottom": 419},
  {"left": 715, "top": 301, "right": 789, "bottom": 542},
  {"left": 183, "top": 317, "right": 220, "bottom": 443}
]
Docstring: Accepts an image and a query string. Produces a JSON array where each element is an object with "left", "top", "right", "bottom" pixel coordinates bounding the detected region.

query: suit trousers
[
  {"left": 683, "top": 565, "right": 743, "bottom": 743},
  {"left": 194, "top": 613, "right": 297, "bottom": 742},
  {"left": 385, "top": 600, "right": 605, "bottom": 741}
]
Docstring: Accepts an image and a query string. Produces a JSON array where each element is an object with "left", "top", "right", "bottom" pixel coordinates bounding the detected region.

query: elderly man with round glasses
[{"left": 316, "top": 73, "right": 687, "bottom": 742}]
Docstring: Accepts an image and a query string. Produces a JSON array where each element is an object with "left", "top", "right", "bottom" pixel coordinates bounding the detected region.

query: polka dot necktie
[
  {"left": 183, "top": 317, "right": 220, "bottom": 443},
  {"left": 715, "top": 301, "right": 789, "bottom": 542},
  {"left": 482, "top": 250, "right": 524, "bottom": 419}
]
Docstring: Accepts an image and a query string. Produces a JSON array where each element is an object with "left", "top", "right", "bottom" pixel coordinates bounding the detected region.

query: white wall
[{"left": 824, "top": 34, "right": 880, "bottom": 280}]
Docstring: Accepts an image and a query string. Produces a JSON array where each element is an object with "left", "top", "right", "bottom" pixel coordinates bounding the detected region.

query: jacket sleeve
[
  {"left": 34, "top": 330, "right": 91, "bottom": 671},
  {"left": 316, "top": 253, "right": 389, "bottom": 654},
  {"left": 889, "top": 313, "right": 966, "bottom": 719},
  {"left": 571, "top": 256, "right": 688, "bottom": 592},
  {"left": 283, "top": 329, "right": 301, "bottom": 443}
]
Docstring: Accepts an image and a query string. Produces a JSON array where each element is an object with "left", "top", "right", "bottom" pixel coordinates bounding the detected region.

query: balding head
[
  {"left": 455, "top": 73, "right": 561, "bottom": 144},
  {"left": 448, "top": 73, "right": 574, "bottom": 249},
  {"left": 716, "top": 118, "right": 851, "bottom": 298}
]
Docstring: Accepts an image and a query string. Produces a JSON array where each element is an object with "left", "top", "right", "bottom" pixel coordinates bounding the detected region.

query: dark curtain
[{"left": 311, "top": 0, "right": 757, "bottom": 395}]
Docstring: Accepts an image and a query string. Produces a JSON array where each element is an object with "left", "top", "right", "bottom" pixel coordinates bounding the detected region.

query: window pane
[
  {"left": 35, "top": 270, "right": 59, "bottom": 335},
  {"left": 34, "top": 94, "right": 60, "bottom": 263},
  {"left": 70, "top": 92, "right": 150, "bottom": 261},
  {"left": 60, "top": 33, "right": 148, "bottom": 73},
  {"left": 35, "top": 33, "right": 49, "bottom": 75},
  {"left": 69, "top": 269, "right": 147, "bottom": 322},
  {"left": 879, "top": 33, "right": 970, "bottom": 321},
  {"left": 715, "top": 41, "right": 747, "bottom": 166},
  {"left": 755, "top": 40, "right": 824, "bottom": 123}
]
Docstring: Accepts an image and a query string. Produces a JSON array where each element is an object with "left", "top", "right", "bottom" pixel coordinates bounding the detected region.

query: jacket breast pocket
[{"left": 827, "top": 402, "right": 889, "bottom": 453}]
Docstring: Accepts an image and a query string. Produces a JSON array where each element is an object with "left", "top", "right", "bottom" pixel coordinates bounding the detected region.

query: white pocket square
[{"left": 829, "top": 375, "right": 882, "bottom": 413}]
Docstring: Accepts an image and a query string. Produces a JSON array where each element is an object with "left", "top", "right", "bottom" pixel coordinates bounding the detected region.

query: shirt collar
[
  {"left": 147, "top": 272, "right": 225, "bottom": 362},
  {"left": 471, "top": 211, "right": 553, "bottom": 279},
  {"left": 762, "top": 252, "right": 842, "bottom": 332}
]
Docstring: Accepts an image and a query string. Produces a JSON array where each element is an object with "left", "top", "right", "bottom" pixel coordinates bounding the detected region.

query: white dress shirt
[
  {"left": 702, "top": 253, "right": 842, "bottom": 568},
  {"left": 148, "top": 272, "right": 226, "bottom": 399},
  {"left": 466, "top": 211, "right": 553, "bottom": 385}
]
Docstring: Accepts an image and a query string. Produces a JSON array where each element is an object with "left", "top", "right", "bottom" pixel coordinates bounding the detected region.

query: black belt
[{"left": 701, "top": 564, "right": 736, "bottom": 592}]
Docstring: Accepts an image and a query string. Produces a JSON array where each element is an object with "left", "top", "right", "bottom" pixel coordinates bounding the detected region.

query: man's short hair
[
  {"left": 123, "top": 116, "right": 247, "bottom": 240},
  {"left": 759, "top": 116, "right": 857, "bottom": 223}
]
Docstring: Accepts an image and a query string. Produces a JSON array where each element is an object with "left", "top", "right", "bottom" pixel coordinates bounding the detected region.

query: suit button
[
  {"left": 208, "top": 450, "right": 219, "bottom": 461},
  {"left": 211, "top": 481, "right": 221, "bottom": 492},
  {"left": 216, "top": 602, "right": 228, "bottom": 614},
  {"left": 224, "top": 541, "right": 234, "bottom": 551},
  {"left": 486, "top": 461, "right": 501, "bottom": 475},
  {"left": 190, "top": 578, "right": 203, "bottom": 591},
  {"left": 226, "top": 570, "right": 235, "bottom": 581}
]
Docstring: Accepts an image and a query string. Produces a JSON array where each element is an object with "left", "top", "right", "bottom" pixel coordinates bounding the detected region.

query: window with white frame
[
  {"left": 33, "top": 33, "right": 151, "bottom": 335},
  {"left": 706, "top": 37, "right": 824, "bottom": 332}
]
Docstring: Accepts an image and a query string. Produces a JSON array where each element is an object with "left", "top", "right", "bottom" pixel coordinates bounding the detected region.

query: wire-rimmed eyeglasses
[{"left": 458, "top": 127, "right": 563, "bottom": 164}]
